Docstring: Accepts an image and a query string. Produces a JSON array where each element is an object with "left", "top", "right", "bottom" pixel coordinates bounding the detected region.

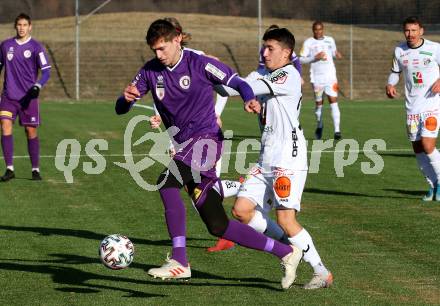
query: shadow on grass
[
  {"left": 0, "top": 257, "right": 280, "bottom": 293},
  {"left": 380, "top": 153, "right": 414, "bottom": 158},
  {"left": 383, "top": 188, "right": 425, "bottom": 196},
  {"left": 0, "top": 225, "right": 210, "bottom": 248},
  {"left": 305, "top": 187, "right": 418, "bottom": 199}
]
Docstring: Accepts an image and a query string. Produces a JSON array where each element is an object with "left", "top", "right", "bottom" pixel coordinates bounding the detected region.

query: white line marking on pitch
[{"left": 2, "top": 148, "right": 414, "bottom": 159}]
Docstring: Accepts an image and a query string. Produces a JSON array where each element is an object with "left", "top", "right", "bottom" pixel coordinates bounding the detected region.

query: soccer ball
[{"left": 99, "top": 234, "right": 134, "bottom": 270}]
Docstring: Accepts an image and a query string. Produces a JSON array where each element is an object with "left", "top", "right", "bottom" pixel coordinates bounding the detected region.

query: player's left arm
[
  {"left": 30, "top": 44, "right": 52, "bottom": 99},
  {"left": 203, "top": 58, "right": 257, "bottom": 113},
  {"left": 331, "top": 38, "right": 342, "bottom": 59},
  {"left": 291, "top": 52, "right": 302, "bottom": 74}
]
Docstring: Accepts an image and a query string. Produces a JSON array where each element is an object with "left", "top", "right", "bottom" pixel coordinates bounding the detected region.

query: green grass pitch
[{"left": 0, "top": 99, "right": 439, "bottom": 305}]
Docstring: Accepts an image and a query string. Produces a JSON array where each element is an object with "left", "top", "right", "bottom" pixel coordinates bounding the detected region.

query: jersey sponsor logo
[
  {"left": 274, "top": 176, "right": 291, "bottom": 198},
  {"left": 412, "top": 72, "right": 423, "bottom": 84},
  {"left": 24, "top": 50, "right": 32, "bottom": 58},
  {"left": 403, "top": 59, "right": 409, "bottom": 66},
  {"left": 205, "top": 63, "right": 226, "bottom": 80},
  {"left": 419, "top": 51, "right": 433, "bottom": 56},
  {"left": 424, "top": 116, "right": 437, "bottom": 131},
  {"left": 0, "top": 111, "right": 13, "bottom": 118},
  {"left": 270, "top": 70, "right": 288, "bottom": 84},
  {"left": 179, "top": 75, "right": 191, "bottom": 89},
  {"left": 38, "top": 52, "right": 47, "bottom": 65},
  {"left": 291, "top": 128, "right": 298, "bottom": 157},
  {"left": 155, "top": 75, "right": 165, "bottom": 100}
]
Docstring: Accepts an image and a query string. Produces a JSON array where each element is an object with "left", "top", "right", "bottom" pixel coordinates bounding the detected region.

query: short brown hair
[
  {"left": 146, "top": 19, "right": 180, "bottom": 46},
  {"left": 164, "top": 17, "right": 192, "bottom": 46},
  {"left": 403, "top": 16, "right": 423, "bottom": 29},
  {"left": 14, "top": 13, "right": 31, "bottom": 27},
  {"left": 312, "top": 21, "right": 323, "bottom": 29}
]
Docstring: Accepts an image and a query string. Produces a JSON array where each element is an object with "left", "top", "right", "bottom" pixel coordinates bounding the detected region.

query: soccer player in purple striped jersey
[
  {"left": 115, "top": 19, "right": 302, "bottom": 288},
  {"left": 0, "top": 13, "right": 51, "bottom": 182}
]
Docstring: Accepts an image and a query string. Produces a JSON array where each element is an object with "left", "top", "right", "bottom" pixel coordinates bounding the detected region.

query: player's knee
[
  {"left": 231, "top": 198, "right": 255, "bottom": 224},
  {"left": 205, "top": 218, "right": 229, "bottom": 237}
]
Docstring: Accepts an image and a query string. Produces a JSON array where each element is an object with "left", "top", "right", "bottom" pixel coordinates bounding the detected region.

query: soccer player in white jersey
[
  {"left": 386, "top": 16, "right": 440, "bottom": 201},
  {"left": 216, "top": 28, "right": 333, "bottom": 289},
  {"left": 300, "top": 21, "right": 342, "bottom": 140}
]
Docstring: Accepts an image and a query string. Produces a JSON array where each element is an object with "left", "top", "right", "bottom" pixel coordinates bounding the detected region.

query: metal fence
[{"left": 0, "top": 0, "right": 439, "bottom": 101}]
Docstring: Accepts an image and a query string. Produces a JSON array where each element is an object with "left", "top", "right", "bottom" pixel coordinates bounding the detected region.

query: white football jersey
[
  {"left": 300, "top": 36, "right": 338, "bottom": 84},
  {"left": 246, "top": 64, "right": 307, "bottom": 171},
  {"left": 391, "top": 39, "right": 440, "bottom": 114}
]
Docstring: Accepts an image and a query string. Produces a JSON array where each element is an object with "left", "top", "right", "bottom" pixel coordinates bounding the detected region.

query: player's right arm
[
  {"left": 115, "top": 68, "right": 149, "bottom": 115},
  {"left": 386, "top": 49, "right": 401, "bottom": 99}
]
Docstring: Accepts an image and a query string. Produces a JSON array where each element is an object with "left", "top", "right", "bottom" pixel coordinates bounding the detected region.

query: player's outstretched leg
[
  {"left": 289, "top": 228, "right": 333, "bottom": 289},
  {"left": 206, "top": 178, "right": 244, "bottom": 252},
  {"left": 197, "top": 188, "right": 302, "bottom": 289}
]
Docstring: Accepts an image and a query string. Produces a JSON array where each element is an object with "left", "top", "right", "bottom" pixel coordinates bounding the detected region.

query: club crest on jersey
[
  {"left": 7, "top": 47, "right": 14, "bottom": 61},
  {"left": 424, "top": 58, "right": 431, "bottom": 66},
  {"left": 179, "top": 75, "right": 191, "bottom": 89},
  {"left": 156, "top": 75, "right": 165, "bottom": 100},
  {"left": 270, "top": 70, "right": 288, "bottom": 84},
  {"left": 24, "top": 50, "right": 32, "bottom": 58}
]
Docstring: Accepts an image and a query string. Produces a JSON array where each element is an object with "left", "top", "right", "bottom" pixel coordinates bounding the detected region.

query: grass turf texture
[{"left": 0, "top": 99, "right": 439, "bottom": 305}]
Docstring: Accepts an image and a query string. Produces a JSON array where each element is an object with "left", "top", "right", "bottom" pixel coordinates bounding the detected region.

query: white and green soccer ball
[{"left": 99, "top": 234, "right": 134, "bottom": 270}]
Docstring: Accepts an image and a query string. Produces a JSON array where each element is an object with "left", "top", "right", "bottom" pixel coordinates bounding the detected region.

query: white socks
[
  {"left": 416, "top": 152, "right": 437, "bottom": 187},
  {"left": 427, "top": 149, "right": 440, "bottom": 183},
  {"left": 330, "top": 102, "right": 341, "bottom": 133},
  {"left": 248, "top": 210, "right": 287, "bottom": 242},
  {"left": 315, "top": 104, "right": 323, "bottom": 128},
  {"left": 288, "top": 228, "right": 328, "bottom": 274}
]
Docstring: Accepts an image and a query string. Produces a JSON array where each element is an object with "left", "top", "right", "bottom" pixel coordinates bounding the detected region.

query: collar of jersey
[
  {"left": 15, "top": 36, "right": 32, "bottom": 45},
  {"left": 166, "top": 48, "right": 184, "bottom": 72},
  {"left": 269, "top": 62, "right": 293, "bottom": 73},
  {"left": 406, "top": 38, "right": 425, "bottom": 50}
]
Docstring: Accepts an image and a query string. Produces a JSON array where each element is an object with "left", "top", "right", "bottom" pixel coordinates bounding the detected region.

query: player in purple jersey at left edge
[
  {"left": 0, "top": 13, "right": 51, "bottom": 181},
  {"left": 115, "top": 19, "right": 302, "bottom": 289}
]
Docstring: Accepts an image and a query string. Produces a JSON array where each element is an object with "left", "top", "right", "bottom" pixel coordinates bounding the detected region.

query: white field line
[
  {"left": 133, "top": 104, "right": 155, "bottom": 110},
  {"left": 2, "top": 148, "right": 414, "bottom": 159}
]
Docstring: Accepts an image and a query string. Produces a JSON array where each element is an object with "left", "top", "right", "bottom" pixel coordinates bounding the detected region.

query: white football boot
[
  {"left": 304, "top": 272, "right": 334, "bottom": 289},
  {"left": 280, "top": 245, "right": 303, "bottom": 289},
  {"left": 148, "top": 255, "right": 191, "bottom": 280}
]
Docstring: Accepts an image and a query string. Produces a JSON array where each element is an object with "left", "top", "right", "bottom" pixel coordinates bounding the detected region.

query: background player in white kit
[
  {"left": 300, "top": 21, "right": 342, "bottom": 140},
  {"left": 217, "top": 27, "right": 333, "bottom": 289},
  {"left": 386, "top": 16, "right": 440, "bottom": 201}
]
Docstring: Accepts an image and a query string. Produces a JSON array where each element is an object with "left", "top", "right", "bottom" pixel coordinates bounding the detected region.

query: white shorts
[
  {"left": 237, "top": 167, "right": 307, "bottom": 212},
  {"left": 312, "top": 82, "right": 338, "bottom": 101},
  {"left": 406, "top": 110, "right": 440, "bottom": 141}
]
